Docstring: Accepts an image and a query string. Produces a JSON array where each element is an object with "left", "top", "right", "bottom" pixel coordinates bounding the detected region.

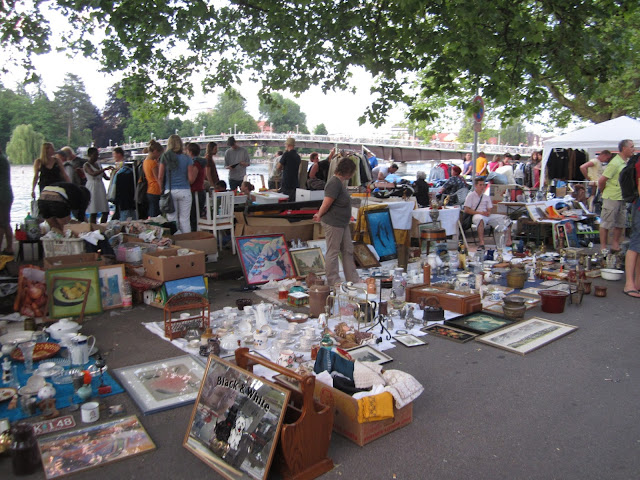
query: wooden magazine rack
[{"left": 235, "top": 348, "right": 334, "bottom": 480}]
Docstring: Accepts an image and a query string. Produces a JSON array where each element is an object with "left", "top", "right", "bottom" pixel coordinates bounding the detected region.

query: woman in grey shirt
[{"left": 313, "top": 157, "right": 360, "bottom": 286}]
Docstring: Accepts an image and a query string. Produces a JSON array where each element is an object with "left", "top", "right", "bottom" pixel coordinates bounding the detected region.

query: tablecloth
[
  {"left": 0, "top": 355, "right": 124, "bottom": 423},
  {"left": 412, "top": 207, "right": 461, "bottom": 236}
]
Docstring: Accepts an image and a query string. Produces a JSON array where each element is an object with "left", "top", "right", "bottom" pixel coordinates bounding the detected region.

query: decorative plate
[
  {"left": 11, "top": 342, "right": 61, "bottom": 362},
  {"left": 0, "top": 387, "right": 17, "bottom": 402},
  {"left": 0, "top": 331, "right": 34, "bottom": 345}
]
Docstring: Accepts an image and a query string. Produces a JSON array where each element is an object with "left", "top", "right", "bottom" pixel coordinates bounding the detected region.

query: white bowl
[{"left": 600, "top": 269, "right": 624, "bottom": 281}]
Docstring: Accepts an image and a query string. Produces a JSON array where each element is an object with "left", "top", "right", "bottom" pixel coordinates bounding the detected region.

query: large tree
[
  {"left": 53, "top": 74, "right": 99, "bottom": 146},
  {"left": 4, "top": 1, "right": 640, "bottom": 127},
  {"left": 195, "top": 89, "right": 257, "bottom": 136},
  {"left": 259, "top": 93, "right": 308, "bottom": 134},
  {"left": 6, "top": 125, "right": 44, "bottom": 165}
]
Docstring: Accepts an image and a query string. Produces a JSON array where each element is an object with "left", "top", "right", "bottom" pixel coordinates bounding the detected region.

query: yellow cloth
[
  {"left": 354, "top": 204, "right": 411, "bottom": 247},
  {"left": 357, "top": 392, "right": 395, "bottom": 423},
  {"left": 0, "top": 255, "right": 14, "bottom": 270}
]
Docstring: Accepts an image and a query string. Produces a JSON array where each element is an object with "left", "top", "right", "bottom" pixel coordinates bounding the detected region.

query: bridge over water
[{"left": 102, "top": 133, "right": 536, "bottom": 162}]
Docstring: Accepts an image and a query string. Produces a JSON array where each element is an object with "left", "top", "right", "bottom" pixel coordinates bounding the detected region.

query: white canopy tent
[{"left": 541, "top": 116, "right": 640, "bottom": 186}]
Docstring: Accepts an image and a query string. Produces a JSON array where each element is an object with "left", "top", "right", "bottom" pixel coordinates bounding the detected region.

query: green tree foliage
[
  {"left": 500, "top": 121, "right": 528, "bottom": 146},
  {"left": 5, "top": 1, "right": 637, "bottom": 127},
  {"left": 313, "top": 123, "right": 328, "bottom": 135},
  {"left": 195, "top": 89, "right": 257, "bottom": 136},
  {"left": 259, "top": 93, "right": 308, "bottom": 134},
  {"left": 93, "top": 84, "right": 131, "bottom": 147},
  {"left": 53, "top": 74, "right": 99, "bottom": 146},
  {"left": 6, "top": 125, "right": 44, "bottom": 165},
  {"left": 0, "top": 85, "right": 31, "bottom": 150},
  {"left": 457, "top": 116, "right": 499, "bottom": 144}
]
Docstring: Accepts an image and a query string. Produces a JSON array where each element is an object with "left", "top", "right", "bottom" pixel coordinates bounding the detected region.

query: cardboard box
[
  {"left": 44, "top": 252, "right": 107, "bottom": 270},
  {"left": 142, "top": 248, "right": 205, "bottom": 282},
  {"left": 314, "top": 382, "right": 413, "bottom": 446},
  {"left": 241, "top": 216, "right": 316, "bottom": 241},
  {"left": 173, "top": 231, "right": 218, "bottom": 256},
  {"left": 295, "top": 188, "right": 325, "bottom": 202},
  {"left": 63, "top": 222, "right": 109, "bottom": 236}
]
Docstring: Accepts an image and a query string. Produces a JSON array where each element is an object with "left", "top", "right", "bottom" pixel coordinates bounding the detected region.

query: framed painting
[
  {"left": 421, "top": 324, "right": 477, "bottom": 343},
  {"left": 38, "top": 415, "right": 155, "bottom": 479},
  {"left": 235, "top": 234, "right": 295, "bottom": 285},
  {"left": 164, "top": 275, "right": 207, "bottom": 298},
  {"left": 346, "top": 345, "right": 393, "bottom": 365},
  {"left": 290, "top": 247, "right": 326, "bottom": 276},
  {"left": 46, "top": 265, "right": 103, "bottom": 319},
  {"left": 47, "top": 277, "right": 92, "bottom": 322},
  {"left": 353, "top": 242, "right": 381, "bottom": 268},
  {"left": 445, "top": 312, "right": 515, "bottom": 335},
  {"left": 394, "top": 334, "right": 427, "bottom": 347},
  {"left": 98, "top": 264, "right": 125, "bottom": 310},
  {"left": 113, "top": 355, "right": 205, "bottom": 414},
  {"left": 475, "top": 317, "right": 578, "bottom": 355},
  {"left": 364, "top": 209, "right": 397, "bottom": 262},
  {"left": 183, "top": 355, "right": 290, "bottom": 480},
  {"left": 526, "top": 202, "right": 547, "bottom": 223}
]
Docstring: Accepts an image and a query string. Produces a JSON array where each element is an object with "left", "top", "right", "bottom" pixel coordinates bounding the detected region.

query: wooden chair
[{"left": 197, "top": 189, "right": 236, "bottom": 255}]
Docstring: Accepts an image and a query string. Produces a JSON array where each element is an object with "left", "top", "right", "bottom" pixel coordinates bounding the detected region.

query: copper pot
[
  {"left": 581, "top": 281, "right": 592, "bottom": 294},
  {"left": 594, "top": 285, "right": 607, "bottom": 297}
]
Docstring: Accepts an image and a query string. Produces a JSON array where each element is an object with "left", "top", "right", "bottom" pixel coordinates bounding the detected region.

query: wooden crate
[
  {"left": 163, "top": 292, "right": 209, "bottom": 340},
  {"left": 406, "top": 283, "right": 481, "bottom": 314}
]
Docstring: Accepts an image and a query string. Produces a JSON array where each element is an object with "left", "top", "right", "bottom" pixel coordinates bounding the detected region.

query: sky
[{"left": 8, "top": 46, "right": 408, "bottom": 137}]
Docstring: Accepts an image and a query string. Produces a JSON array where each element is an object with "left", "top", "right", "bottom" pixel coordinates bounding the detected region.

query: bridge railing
[{"left": 98, "top": 133, "right": 538, "bottom": 156}]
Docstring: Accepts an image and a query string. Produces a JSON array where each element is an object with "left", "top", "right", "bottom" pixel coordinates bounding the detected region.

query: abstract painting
[
  {"left": 364, "top": 209, "right": 397, "bottom": 261},
  {"left": 235, "top": 234, "right": 295, "bottom": 285}
]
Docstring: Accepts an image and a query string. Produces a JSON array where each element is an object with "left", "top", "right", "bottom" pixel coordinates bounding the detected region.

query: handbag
[
  {"left": 460, "top": 196, "right": 483, "bottom": 230},
  {"left": 159, "top": 167, "right": 175, "bottom": 214}
]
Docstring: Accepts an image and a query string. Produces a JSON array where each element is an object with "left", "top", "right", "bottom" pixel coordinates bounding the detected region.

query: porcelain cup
[
  {"left": 277, "top": 349, "right": 295, "bottom": 368},
  {"left": 253, "top": 330, "right": 269, "bottom": 350}
]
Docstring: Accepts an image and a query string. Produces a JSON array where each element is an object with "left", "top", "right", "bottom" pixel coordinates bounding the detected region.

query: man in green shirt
[{"left": 598, "top": 139, "right": 635, "bottom": 251}]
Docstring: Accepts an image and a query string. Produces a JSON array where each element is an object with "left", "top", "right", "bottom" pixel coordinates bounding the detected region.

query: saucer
[
  {"left": 47, "top": 357, "right": 71, "bottom": 368},
  {"left": 19, "top": 382, "right": 51, "bottom": 396}
]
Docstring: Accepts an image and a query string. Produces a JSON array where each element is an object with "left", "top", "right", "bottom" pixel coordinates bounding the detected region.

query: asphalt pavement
[{"left": 2, "top": 255, "right": 640, "bottom": 480}]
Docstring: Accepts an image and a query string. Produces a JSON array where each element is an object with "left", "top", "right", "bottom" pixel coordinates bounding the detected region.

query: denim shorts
[{"left": 629, "top": 200, "right": 640, "bottom": 253}]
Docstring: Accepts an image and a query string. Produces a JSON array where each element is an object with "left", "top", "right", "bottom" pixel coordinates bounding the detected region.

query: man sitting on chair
[{"left": 463, "top": 178, "right": 512, "bottom": 249}]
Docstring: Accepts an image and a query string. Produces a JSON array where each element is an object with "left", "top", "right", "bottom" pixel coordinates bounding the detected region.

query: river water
[{"left": 9, "top": 158, "right": 443, "bottom": 225}]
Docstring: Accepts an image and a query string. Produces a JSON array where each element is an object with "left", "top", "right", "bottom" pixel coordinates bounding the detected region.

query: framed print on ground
[
  {"left": 445, "top": 312, "right": 515, "bottom": 335},
  {"left": 290, "top": 247, "right": 326, "bottom": 276},
  {"left": 353, "top": 242, "right": 381, "bottom": 268},
  {"left": 164, "top": 275, "right": 207, "bottom": 298},
  {"left": 394, "top": 334, "right": 427, "bottom": 347},
  {"left": 113, "top": 355, "right": 205, "bottom": 415},
  {"left": 38, "top": 415, "right": 155, "bottom": 479},
  {"left": 364, "top": 209, "right": 397, "bottom": 262},
  {"left": 475, "top": 317, "right": 578, "bottom": 355},
  {"left": 421, "top": 324, "right": 477, "bottom": 343},
  {"left": 46, "top": 266, "right": 102, "bottom": 318},
  {"left": 346, "top": 345, "right": 393, "bottom": 364},
  {"left": 46, "top": 277, "right": 91, "bottom": 322},
  {"left": 235, "top": 234, "right": 295, "bottom": 285},
  {"left": 184, "top": 355, "right": 290, "bottom": 480},
  {"left": 98, "top": 264, "right": 125, "bottom": 309}
]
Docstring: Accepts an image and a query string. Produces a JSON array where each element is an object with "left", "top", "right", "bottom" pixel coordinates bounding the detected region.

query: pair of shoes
[{"left": 623, "top": 289, "right": 640, "bottom": 298}]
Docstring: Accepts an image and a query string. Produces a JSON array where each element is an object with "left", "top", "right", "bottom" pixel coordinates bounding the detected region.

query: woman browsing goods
[{"left": 313, "top": 157, "right": 360, "bottom": 287}]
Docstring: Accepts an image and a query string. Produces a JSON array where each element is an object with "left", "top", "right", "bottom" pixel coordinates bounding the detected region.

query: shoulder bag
[
  {"left": 159, "top": 166, "right": 175, "bottom": 214},
  {"left": 460, "top": 196, "right": 483, "bottom": 231}
]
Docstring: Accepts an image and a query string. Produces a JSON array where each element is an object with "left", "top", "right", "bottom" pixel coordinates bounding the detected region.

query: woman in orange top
[{"left": 143, "top": 141, "right": 163, "bottom": 217}]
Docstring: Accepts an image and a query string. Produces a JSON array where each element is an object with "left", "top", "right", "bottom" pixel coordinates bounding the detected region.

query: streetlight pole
[
  {"left": 229, "top": 127, "right": 232, "bottom": 135},
  {"left": 201, "top": 126, "right": 205, "bottom": 137},
  {"left": 234, "top": 124, "right": 237, "bottom": 135},
  {"left": 296, "top": 124, "right": 299, "bottom": 134}
]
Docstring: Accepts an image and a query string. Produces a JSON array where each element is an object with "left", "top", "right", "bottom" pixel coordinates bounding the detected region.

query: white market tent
[{"left": 541, "top": 116, "right": 640, "bottom": 186}]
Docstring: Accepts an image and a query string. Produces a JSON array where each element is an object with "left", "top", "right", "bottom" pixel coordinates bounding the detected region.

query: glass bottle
[{"left": 10, "top": 423, "right": 41, "bottom": 475}]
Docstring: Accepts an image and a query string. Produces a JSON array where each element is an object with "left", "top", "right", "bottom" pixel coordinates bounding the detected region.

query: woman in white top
[{"left": 84, "top": 147, "right": 113, "bottom": 223}]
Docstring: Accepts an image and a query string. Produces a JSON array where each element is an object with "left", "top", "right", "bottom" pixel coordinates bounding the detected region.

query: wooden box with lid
[{"left": 406, "top": 284, "right": 482, "bottom": 315}]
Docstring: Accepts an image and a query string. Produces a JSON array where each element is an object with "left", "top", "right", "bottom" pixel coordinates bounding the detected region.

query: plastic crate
[{"left": 42, "top": 238, "right": 86, "bottom": 257}]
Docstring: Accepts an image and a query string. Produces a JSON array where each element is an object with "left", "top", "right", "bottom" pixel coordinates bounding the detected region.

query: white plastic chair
[{"left": 197, "top": 190, "right": 236, "bottom": 255}]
